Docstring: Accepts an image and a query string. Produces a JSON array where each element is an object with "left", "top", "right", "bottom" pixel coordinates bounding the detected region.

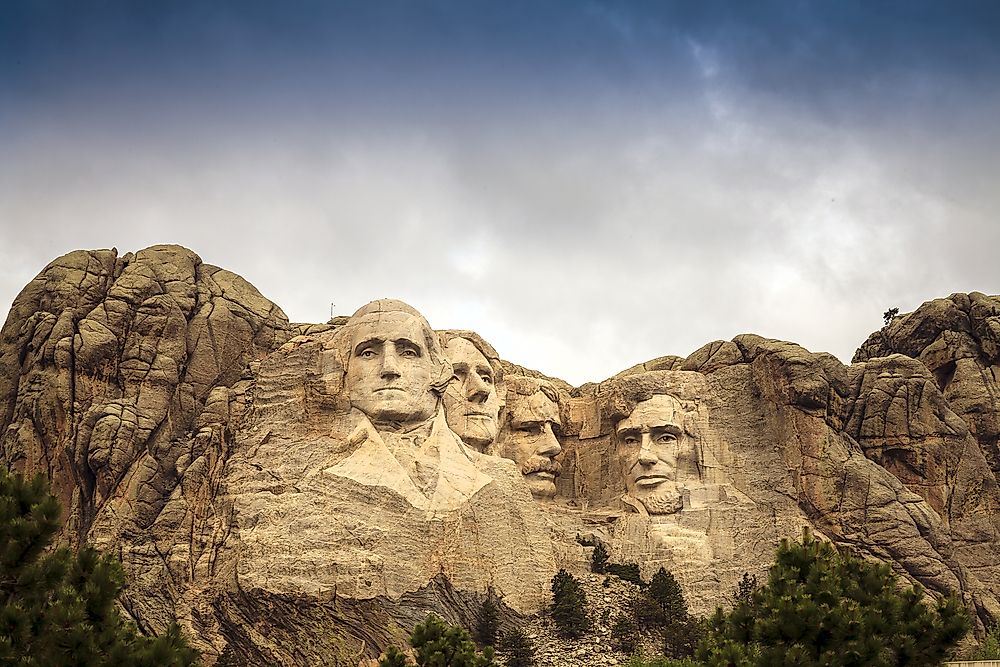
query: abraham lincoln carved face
[{"left": 615, "top": 394, "right": 686, "bottom": 514}]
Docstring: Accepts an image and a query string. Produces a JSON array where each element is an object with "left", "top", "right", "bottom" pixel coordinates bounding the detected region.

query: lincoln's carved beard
[{"left": 636, "top": 484, "right": 683, "bottom": 515}]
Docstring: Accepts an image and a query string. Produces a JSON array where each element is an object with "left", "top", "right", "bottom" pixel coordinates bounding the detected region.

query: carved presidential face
[
  {"left": 442, "top": 337, "right": 500, "bottom": 451},
  {"left": 499, "top": 383, "right": 562, "bottom": 499},
  {"left": 346, "top": 310, "right": 439, "bottom": 426},
  {"left": 615, "top": 394, "right": 685, "bottom": 514}
]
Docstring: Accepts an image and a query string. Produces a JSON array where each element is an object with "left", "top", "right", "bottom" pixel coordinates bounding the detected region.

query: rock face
[{"left": 2, "top": 247, "right": 999, "bottom": 665}]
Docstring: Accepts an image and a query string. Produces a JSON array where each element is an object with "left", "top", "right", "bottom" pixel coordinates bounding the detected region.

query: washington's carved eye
[{"left": 479, "top": 373, "right": 493, "bottom": 385}]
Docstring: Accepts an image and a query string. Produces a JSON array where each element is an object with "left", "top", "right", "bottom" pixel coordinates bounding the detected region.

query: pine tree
[
  {"left": 610, "top": 612, "right": 638, "bottom": 654},
  {"left": 591, "top": 542, "right": 609, "bottom": 574},
  {"left": 643, "top": 567, "right": 687, "bottom": 627},
  {"left": 730, "top": 572, "right": 758, "bottom": 608},
  {"left": 497, "top": 627, "right": 534, "bottom": 667},
  {"left": 379, "top": 614, "right": 495, "bottom": 667},
  {"left": 698, "top": 528, "right": 970, "bottom": 667},
  {"left": 630, "top": 567, "right": 702, "bottom": 659},
  {"left": 0, "top": 467, "right": 200, "bottom": 666},
  {"left": 550, "top": 569, "right": 590, "bottom": 638},
  {"left": 475, "top": 592, "right": 500, "bottom": 648}
]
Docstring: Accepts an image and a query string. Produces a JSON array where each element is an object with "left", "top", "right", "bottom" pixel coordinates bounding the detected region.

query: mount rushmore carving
[{"left": 2, "top": 245, "right": 999, "bottom": 665}]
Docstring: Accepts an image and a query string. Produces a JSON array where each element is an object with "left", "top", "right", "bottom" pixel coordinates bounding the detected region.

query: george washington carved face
[
  {"left": 343, "top": 301, "right": 447, "bottom": 428},
  {"left": 615, "top": 394, "right": 686, "bottom": 514}
]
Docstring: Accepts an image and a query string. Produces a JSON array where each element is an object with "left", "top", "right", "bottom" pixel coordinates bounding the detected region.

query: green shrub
[
  {"left": 606, "top": 562, "right": 644, "bottom": 586},
  {"left": 380, "top": 614, "right": 495, "bottom": 667},
  {"left": 611, "top": 613, "right": 639, "bottom": 654},
  {"left": 966, "top": 623, "right": 1000, "bottom": 660}
]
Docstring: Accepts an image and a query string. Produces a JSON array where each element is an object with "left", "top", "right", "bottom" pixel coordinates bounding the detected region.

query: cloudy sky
[{"left": 2, "top": 1, "right": 999, "bottom": 385}]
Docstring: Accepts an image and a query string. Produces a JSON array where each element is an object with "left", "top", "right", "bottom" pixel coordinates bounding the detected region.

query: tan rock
[{"left": 4, "top": 247, "right": 1000, "bottom": 664}]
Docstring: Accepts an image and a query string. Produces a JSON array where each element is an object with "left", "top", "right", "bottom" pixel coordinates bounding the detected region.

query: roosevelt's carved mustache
[{"left": 522, "top": 460, "right": 562, "bottom": 477}]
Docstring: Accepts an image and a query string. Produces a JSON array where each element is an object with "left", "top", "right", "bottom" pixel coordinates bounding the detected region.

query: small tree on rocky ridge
[
  {"left": 591, "top": 542, "right": 610, "bottom": 574},
  {"left": 497, "top": 627, "right": 535, "bottom": 667},
  {"left": 475, "top": 591, "right": 500, "bottom": 648},
  {"left": 550, "top": 569, "right": 590, "bottom": 638}
]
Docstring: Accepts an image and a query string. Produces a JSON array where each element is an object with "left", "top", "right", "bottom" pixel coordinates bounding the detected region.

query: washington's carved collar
[{"left": 325, "top": 408, "right": 493, "bottom": 515}]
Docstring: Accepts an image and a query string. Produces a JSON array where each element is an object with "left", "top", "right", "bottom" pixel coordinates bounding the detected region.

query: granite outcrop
[{"left": 2, "top": 245, "right": 998, "bottom": 665}]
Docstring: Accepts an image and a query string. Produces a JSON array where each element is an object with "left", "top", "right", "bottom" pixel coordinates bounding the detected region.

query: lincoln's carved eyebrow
[
  {"left": 616, "top": 421, "right": 682, "bottom": 436},
  {"left": 353, "top": 337, "right": 384, "bottom": 356},
  {"left": 653, "top": 423, "right": 682, "bottom": 435}
]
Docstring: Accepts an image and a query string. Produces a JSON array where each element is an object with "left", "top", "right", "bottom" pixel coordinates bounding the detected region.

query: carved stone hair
[
  {"left": 506, "top": 375, "right": 559, "bottom": 402},
  {"left": 437, "top": 329, "right": 505, "bottom": 389}
]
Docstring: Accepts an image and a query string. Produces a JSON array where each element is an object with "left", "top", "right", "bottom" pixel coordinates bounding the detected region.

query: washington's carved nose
[{"left": 380, "top": 353, "right": 401, "bottom": 378}]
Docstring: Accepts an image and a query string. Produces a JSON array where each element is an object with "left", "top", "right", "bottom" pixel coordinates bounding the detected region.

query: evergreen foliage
[
  {"left": 662, "top": 616, "right": 704, "bottom": 661},
  {"left": 497, "top": 627, "right": 534, "bottom": 667},
  {"left": 637, "top": 568, "right": 702, "bottom": 659},
  {"left": 590, "top": 542, "right": 609, "bottom": 574},
  {"left": 697, "top": 528, "right": 970, "bottom": 667},
  {"left": 605, "top": 562, "right": 643, "bottom": 586},
  {"left": 642, "top": 568, "right": 687, "bottom": 628},
  {"left": 729, "top": 572, "right": 757, "bottom": 608},
  {"left": 550, "top": 569, "right": 590, "bottom": 638},
  {"left": 0, "top": 467, "right": 200, "bottom": 666},
  {"left": 623, "top": 656, "right": 701, "bottom": 667},
  {"left": 379, "top": 614, "right": 495, "bottom": 667},
  {"left": 966, "top": 623, "right": 1000, "bottom": 660},
  {"left": 611, "top": 613, "right": 639, "bottom": 654},
  {"left": 475, "top": 592, "right": 500, "bottom": 648},
  {"left": 883, "top": 307, "right": 900, "bottom": 326}
]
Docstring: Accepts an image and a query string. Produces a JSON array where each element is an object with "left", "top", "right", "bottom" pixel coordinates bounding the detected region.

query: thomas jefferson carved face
[
  {"left": 345, "top": 309, "right": 439, "bottom": 427},
  {"left": 442, "top": 337, "right": 501, "bottom": 451},
  {"left": 615, "top": 394, "right": 685, "bottom": 514},
  {"left": 498, "top": 379, "right": 562, "bottom": 499}
]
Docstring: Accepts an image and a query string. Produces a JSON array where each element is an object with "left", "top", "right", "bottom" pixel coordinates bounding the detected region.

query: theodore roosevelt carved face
[
  {"left": 441, "top": 332, "right": 503, "bottom": 452},
  {"left": 343, "top": 300, "right": 448, "bottom": 428},
  {"left": 615, "top": 394, "right": 686, "bottom": 514},
  {"left": 498, "top": 377, "right": 563, "bottom": 499}
]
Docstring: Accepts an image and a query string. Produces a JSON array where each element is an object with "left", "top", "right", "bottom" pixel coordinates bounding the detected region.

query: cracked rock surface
[{"left": 2, "top": 247, "right": 999, "bottom": 665}]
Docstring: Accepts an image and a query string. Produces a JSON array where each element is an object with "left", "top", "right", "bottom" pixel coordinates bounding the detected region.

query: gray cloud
[{"left": 2, "top": 2, "right": 999, "bottom": 385}]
